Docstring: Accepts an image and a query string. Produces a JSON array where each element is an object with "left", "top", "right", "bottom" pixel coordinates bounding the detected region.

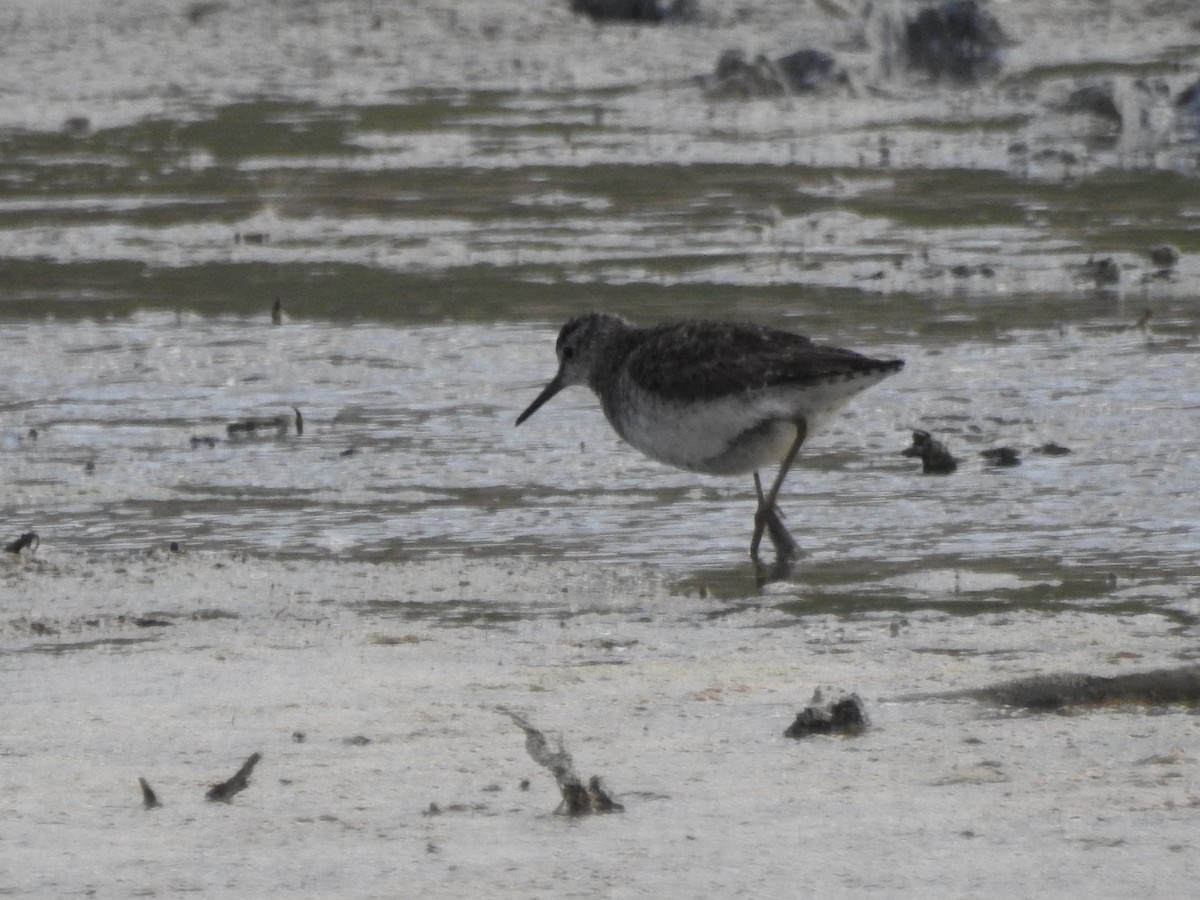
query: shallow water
[
  {"left": 2, "top": 0, "right": 1200, "bottom": 896},
  {"left": 4, "top": 312, "right": 1198, "bottom": 615}
]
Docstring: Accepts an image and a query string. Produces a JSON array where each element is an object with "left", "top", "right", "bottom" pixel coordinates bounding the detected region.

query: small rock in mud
[
  {"left": 902, "top": 429, "right": 958, "bottom": 474},
  {"left": 703, "top": 48, "right": 846, "bottom": 99},
  {"left": 4, "top": 532, "right": 40, "bottom": 555},
  {"left": 949, "top": 263, "right": 995, "bottom": 278},
  {"left": 1148, "top": 245, "right": 1179, "bottom": 268},
  {"left": 570, "top": 0, "right": 698, "bottom": 23},
  {"left": 902, "top": 0, "right": 1006, "bottom": 83},
  {"left": 1032, "top": 441, "right": 1072, "bottom": 456},
  {"left": 1080, "top": 255, "right": 1120, "bottom": 286},
  {"left": 1061, "top": 83, "right": 1123, "bottom": 128},
  {"left": 980, "top": 446, "right": 1021, "bottom": 467}
]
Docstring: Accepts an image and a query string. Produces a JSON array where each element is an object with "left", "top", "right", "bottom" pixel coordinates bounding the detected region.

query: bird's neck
[{"left": 587, "top": 322, "right": 643, "bottom": 397}]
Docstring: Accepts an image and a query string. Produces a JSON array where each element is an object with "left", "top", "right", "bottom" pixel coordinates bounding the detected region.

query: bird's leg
[
  {"left": 762, "top": 418, "right": 806, "bottom": 516},
  {"left": 750, "top": 471, "right": 768, "bottom": 563},
  {"left": 749, "top": 419, "right": 807, "bottom": 564},
  {"left": 750, "top": 475, "right": 798, "bottom": 565}
]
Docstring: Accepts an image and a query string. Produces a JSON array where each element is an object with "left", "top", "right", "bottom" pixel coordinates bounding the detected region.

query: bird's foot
[
  {"left": 750, "top": 503, "right": 800, "bottom": 573},
  {"left": 762, "top": 505, "right": 800, "bottom": 562}
]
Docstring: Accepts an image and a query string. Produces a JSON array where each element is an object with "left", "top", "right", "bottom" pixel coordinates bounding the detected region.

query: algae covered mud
[
  {"left": 2, "top": 0, "right": 1200, "bottom": 896},
  {"left": 2, "top": 0, "right": 1200, "bottom": 325}
]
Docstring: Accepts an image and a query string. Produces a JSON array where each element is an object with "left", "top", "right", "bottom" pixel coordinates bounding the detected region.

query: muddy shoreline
[{"left": 4, "top": 550, "right": 1199, "bottom": 897}]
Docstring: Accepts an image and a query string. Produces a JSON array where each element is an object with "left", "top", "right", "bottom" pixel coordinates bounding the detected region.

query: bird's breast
[{"left": 604, "top": 385, "right": 804, "bottom": 475}]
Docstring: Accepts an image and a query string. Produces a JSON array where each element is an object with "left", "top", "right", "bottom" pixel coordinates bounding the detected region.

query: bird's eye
[{"left": 561, "top": 346, "right": 575, "bottom": 361}]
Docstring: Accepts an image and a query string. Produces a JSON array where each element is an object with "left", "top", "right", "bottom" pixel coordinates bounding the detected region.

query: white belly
[{"left": 606, "top": 371, "right": 892, "bottom": 476}]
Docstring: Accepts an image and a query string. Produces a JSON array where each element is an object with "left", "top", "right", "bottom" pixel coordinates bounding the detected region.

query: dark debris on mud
[
  {"left": 902, "top": 429, "right": 959, "bottom": 474},
  {"left": 971, "top": 665, "right": 1200, "bottom": 712},
  {"left": 502, "top": 708, "right": 624, "bottom": 815},
  {"left": 570, "top": 0, "right": 698, "bottom": 24},
  {"left": 784, "top": 690, "right": 869, "bottom": 739},
  {"left": 205, "top": 752, "right": 263, "bottom": 802}
]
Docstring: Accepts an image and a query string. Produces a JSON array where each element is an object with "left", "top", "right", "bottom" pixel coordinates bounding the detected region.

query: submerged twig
[
  {"left": 226, "top": 407, "right": 301, "bottom": 437},
  {"left": 501, "top": 709, "right": 623, "bottom": 815},
  {"left": 205, "top": 752, "right": 261, "bottom": 802},
  {"left": 138, "top": 777, "right": 161, "bottom": 810}
]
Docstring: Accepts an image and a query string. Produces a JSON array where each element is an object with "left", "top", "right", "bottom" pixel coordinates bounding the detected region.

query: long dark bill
[{"left": 515, "top": 372, "right": 566, "bottom": 426}]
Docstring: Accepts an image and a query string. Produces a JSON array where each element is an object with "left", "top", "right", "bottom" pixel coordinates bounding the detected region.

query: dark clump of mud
[
  {"left": 980, "top": 446, "right": 1021, "bottom": 467},
  {"left": 226, "top": 406, "right": 302, "bottom": 438},
  {"left": 784, "top": 692, "right": 868, "bottom": 738},
  {"left": 570, "top": 0, "right": 697, "bottom": 23},
  {"left": 703, "top": 47, "right": 847, "bottom": 99},
  {"left": 4, "top": 531, "right": 39, "bottom": 555},
  {"left": 902, "top": 430, "right": 958, "bottom": 474},
  {"left": 902, "top": 0, "right": 1006, "bottom": 83}
]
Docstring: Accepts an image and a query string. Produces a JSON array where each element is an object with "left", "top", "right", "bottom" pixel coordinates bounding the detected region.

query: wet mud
[{"left": 2, "top": 1, "right": 1200, "bottom": 896}]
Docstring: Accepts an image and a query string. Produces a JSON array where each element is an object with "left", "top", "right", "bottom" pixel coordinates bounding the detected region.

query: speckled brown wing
[{"left": 623, "top": 320, "right": 900, "bottom": 402}]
